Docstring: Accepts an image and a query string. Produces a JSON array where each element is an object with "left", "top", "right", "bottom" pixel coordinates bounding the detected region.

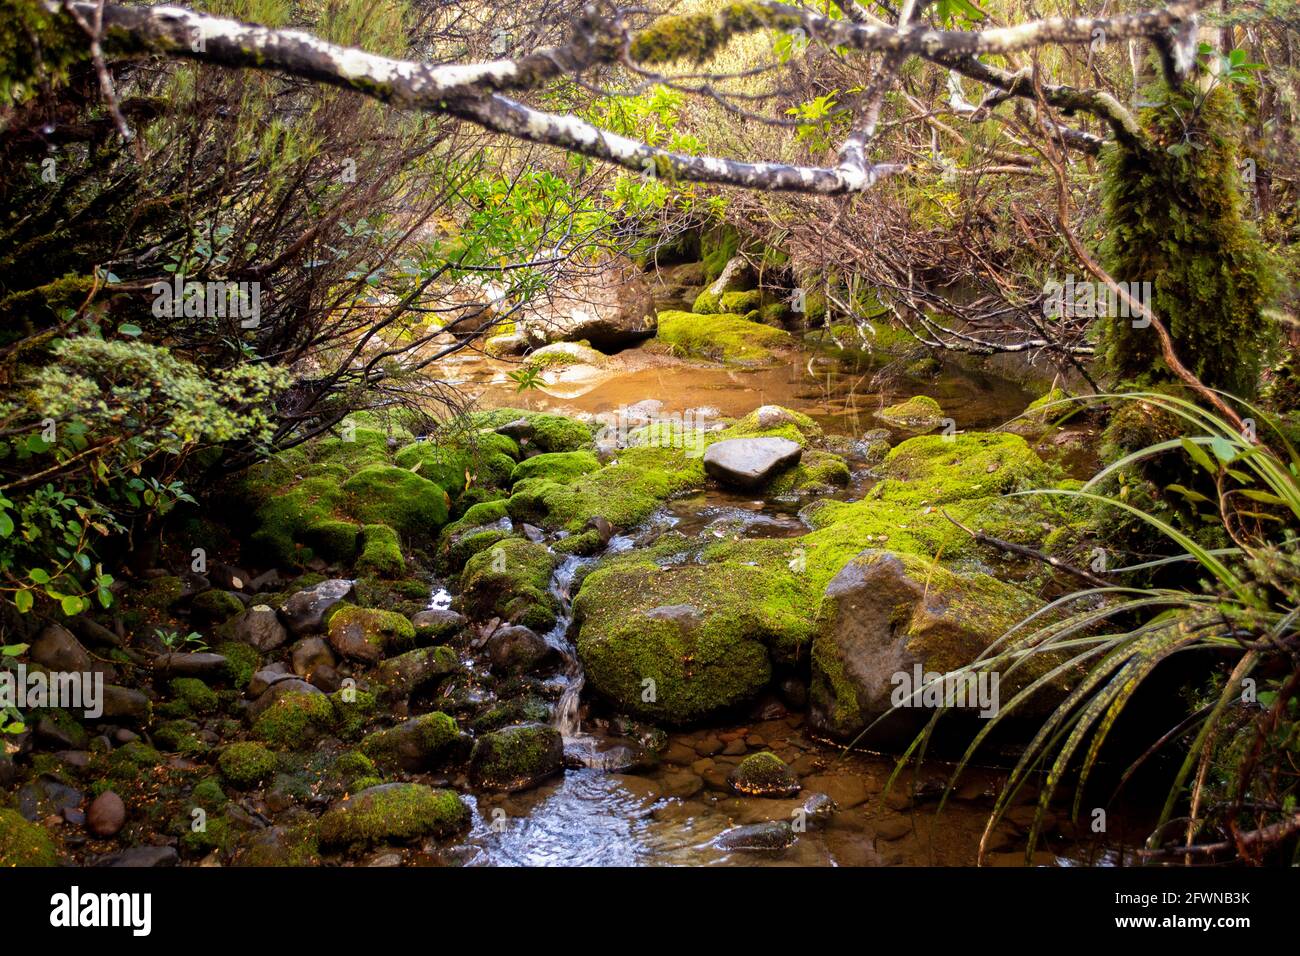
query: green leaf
[
  {"left": 59, "top": 595, "right": 83, "bottom": 616},
  {"left": 0, "top": 641, "right": 28, "bottom": 655},
  {"left": 1210, "top": 436, "right": 1237, "bottom": 463},
  {"left": 14, "top": 591, "right": 32, "bottom": 614},
  {"left": 1180, "top": 437, "right": 1216, "bottom": 473},
  {"left": 28, "top": 568, "right": 50, "bottom": 584},
  {"left": 0, "top": 512, "right": 12, "bottom": 537},
  {"left": 118, "top": 323, "right": 143, "bottom": 337}
]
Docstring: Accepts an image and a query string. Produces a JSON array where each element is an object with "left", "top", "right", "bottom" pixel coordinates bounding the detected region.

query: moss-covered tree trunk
[{"left": 1098, "top": 86, "right": 1271, "bottom": 399}]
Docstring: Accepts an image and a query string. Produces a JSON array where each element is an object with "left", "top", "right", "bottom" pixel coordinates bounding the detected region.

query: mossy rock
[
  {"left": 218, "top": 741, "right": 278, "bottom": 789},
  {"left": 510, "top": 450, "right": 601, "bottom": 486},
  {"left": 191, "top": 589, "right": 245, "bottom": 625},
  {"left": 574, "top": 556, "right": 795, "bottom": 724},
  {"left": 301, "top": 519, "right": 361, "bottom": 563},
  {"left": 138, "top": 575, "right": 185, "bottom": 611},
  {"left": 360, "top": 712, "right": 463, "bottom": 773},
  {"left": 507, "top": 443, "right": 705, "bottom": 533},
  {"left": 765, "top": 450, "right": 851, "bottom": 494},
  {"left": 375, "top": 645, "right": 461, "bottom": 699},
  {"left": 715, "top": 404, "right": 824, "bottom": 447},
  {"left": 326, "top": 606, "right": 416, "bottom": 664},
  {"left": 169, "top": 677, "right": 219, "bottom": 716},
  {"left": 154, "top": 719, "right": 207, "bottom": 754},
  {"left": 468, "top": 723, "right": 564, "bottom": 791},
  {"left": 876, "top": 395, "right": 945, "bottom": 431},
  {"left": 459, "top": 538, "right": 559, "bottom": 631},
  {"left": 216, "top": 641, "right": 261, "bottom": 689},
  {"left": 392, "top": 441, "right": 471, "bottom": 497},
  {"left": 728, "top": 752, "right": 800, "bottom": 797},
  {"left": 342, "top": 465, "right": 450, "bottom": 536},
  {"left": 246, "top": 475, "right": 348, "bottom": 566},
  {"left": 656, "top": 310, "right": 792, "bottom": 365},
  {"left": 0, "top": 808, "right": 58, "bottom": 866},
  {"left": 470, "top": 408, "right": 594, "bottom": 453},
  {"left": 355, "top": 523, "right": 405, "bottom": 578},
  {"left": 869, "top": 432, "right": 1050, "bottom": 507},
  {"left": 317, "top": 783, "right": 470, "bottom": 848},
  {"left": 251, "top": 692, "right": 336, "bottom": 749}
]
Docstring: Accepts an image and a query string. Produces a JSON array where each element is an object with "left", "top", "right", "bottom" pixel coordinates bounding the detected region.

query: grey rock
[
  {"left": 154, "top": 652, "right": 228, "bottom": 679},
  {"left": 248, "top": 663, "right": 291, "bottom": 697},
  {"left": 714, "top": 820, "right": 796, "bottom": 852},
  {"left": 702, "top": 436, "right": 802, "bottom": 490},
  {"left": 93, "top": 846, "right": 179, "bottom": 867},
  {"left": 486, "top": 625, "right": 558, "bottom": 675},
  {"left": 290, "top": 636, "right": 335, "bottom": 677},
  {"left": 87, "top": 790, "right": 126, "bottom": 837},
  {"left": 246, "top": 678, "right": 323, "bottom": 721},
  {"left": 225, "top": 605, "right": 289, "bottom": 652},
  {"left": 280, "top": 579, "right": 354, "bottom": 636},
  {"left": 30, "top": 624, "right": 93, "bottom": 672},
  {"left": 100, "top": 685, "right": 151, "bottom": 722},
  {"left": 409, "top": 608, "right": 465, "bottom": 642}
]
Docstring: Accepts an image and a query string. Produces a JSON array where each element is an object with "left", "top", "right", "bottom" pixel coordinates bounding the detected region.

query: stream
[{"left": 416, "top": 341, "right": 1130, "bottom": 867}]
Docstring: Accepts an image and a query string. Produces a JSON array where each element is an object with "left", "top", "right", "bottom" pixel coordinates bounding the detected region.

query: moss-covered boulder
[
  {"left": 317, "top": 783, "right": 470, "bottom": 848},
  {"left": 342, "top": 465, "right": 450, "bottom": 535},
  {"left": 468, "top": 723, "right": 564, "bottom": 791},
  {"left": 355, "top": 523, "right": 405, "bottom": 578},
  {"left": 876, "top": 395, "right": 945, "bottom": 431},
  {"left": 326, "top": 606, "right": 416, "bottom": 664},
  {"left": 360, "top": 712, "right": 464, "bottom": 773},
  {"left": 251, "top": 691, "right": 336, "bottom": 749},
  {"left": 191, "top": 589, "right": 244, "bottom": 625},
  {"left": 0, "top": 808, "right": 58, "bottom": 866},
  {"left": 510, "top": 450, "right": 600, "bottom": 486},
  {"left": 869, "top": 432, "right": 1050, "bottom": 507},
  {"left": 715, "top": 404, "right": 823, "bottom": 446},
  {"left": 435, "top": 499, "right": 514, "bottom": 573},
  {"left": 728, "top": 752, "right": 801, "bottom": 798},
  {"left": 574, "top": 554, "right": 804, "bottom": 723},
  {"left": 458, "top": 538, "right": 559, "bottom": 630},
  {"left": 217, "top": 742, "right": 278, "bottom": 789},
  {"left": 810, "top": 549, "right": 1043, "bottom": 740},
  {"left": 507, "top": 443, "right": 704, "bottom": 533},
  {"left": 657, "top": 310, "right": 792, "bottom": 365},
  {"left": 470, "top": 408, "right": 593, "bottom": 453},
  {"left": 375, "top": 645, "right": 461, "bottom": 699}
]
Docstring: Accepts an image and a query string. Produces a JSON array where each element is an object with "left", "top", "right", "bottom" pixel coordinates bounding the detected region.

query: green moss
[
  {"left": 329, "top": 688, "right": 379, "bottom": 741},
  {"left": 317, "top": 783, "right": 470, "bottom": 848},
  {"left": 868, "top": 432, "right": 1050, "bottom": 507},
  {"left": 574, "top": 554, "right": 796, "bottom": 723},
  {"left": 765, "top": 450, "right": 851, "bottom": 494},
  {"left": 342, "top": 465, "right": 449, "bottom": 535},
  {"left": 170, "top": 678, "right": 219, "bottom": 716},
  {"left": 218, "top": 742, "right": 278, "bottom": 788},
  {"left": 877, "top": 395, "right": 945, "bottom": 430},
  {"left": 154, "top": 719, "right": 207, "bottom": 755},
  {"left": 326, "top": 606, "right": 416, "bottom": 658},
  {"left": 714, "top": 405, "right": 823, "bottom": 446},
  {"left": 216, "top": 641, "right": 261, "bottom": 690},
  {"left": 247, "top": 475, "right": 347, "bottom": 566},
  {"left": 1098, "top": 85, "right": 1273, "bottom": 398},
  {"left": 392, "top": 442, "right": 470, "bottom": 497},
  {"left": 302, "top": 519, "right": 361, "bottom": 563},
  {"left": 657, "top": 310, "right": 792, "bottom": 365},
  {"left": 510, "top": 450, "right": 601, "bottom": 486},
  {"left": 329, "top": 750, "right": 378, "bottom": 784},
  {"left": 628, "top": 5, "right": 795, "bottom": 65},
  {"left": 191, "top": 778, "right": 228, "bottom": 809},
  {"left": 0, "top": 808, "right": 58, "bottom": 866},
  {"left": 355, "top": 523, "right": 405, "bottom": 578},
  {"left": 459, "top": 538, "right": 558, "bottom": 630},
  {"left": 729, "top": 751, "right": 799, "bottom": 796},
  {"left": 468, "top": 723, "right": 563, "bottom": 790},
  {"left": 508, "top": 443, "right": 704, "bottom": 533},
  {"left": 360, "top": 712, "right": 461, "bottom": 773},
  {"left": 138, "top": 575, "right": 184, "bottom": 611},
  {"left": 251, "top": 692, "right": 336, "bottom": 749},
  {"left": 720, "top": 290, "right": 762, "bottom": 313}
]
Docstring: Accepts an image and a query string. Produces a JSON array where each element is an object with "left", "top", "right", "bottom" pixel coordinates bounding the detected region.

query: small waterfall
[{"left": 543, "top": 553, "right": 593, "bottom": 741}]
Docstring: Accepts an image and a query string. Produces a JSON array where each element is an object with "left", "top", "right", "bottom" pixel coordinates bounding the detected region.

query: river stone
[
  {"left": 86, "top": 790, "right": 126, "bottom": 837},
  {"left": 100, "top": 685, "right": 151, "bottom": 722},
  {"left": 30, "top": 624, "right": 93, "bottom": 673},
  {"left": 280, "top": 579, "right": 354, "bottom": 636},
  {"left": 522, "top": 262, "right": 657, "bottom": 350},
  {"left": 703, "top": 437, "right": 802, "bottom": 490},
  {"left": 290, "top": 637, "right": 335, "bottom": 677},
  {"left": 809, "top": 548, "right": 1044, "bottom": 741},
  {"left": 375, "top": 646, "right": 460, "bottom": 699},
  {"left": 154, "top": 652, "right": 229, "bottom": 678},
  {"left": 248, "top": 663, "right": 292, "bottom": 697},
  {"left": 360, "top": 712, "right": 465, "bottom": 773},
  {"left": 714, "top": 820, "right": 795, "bottom": 852},
  {"left": 728, "top": 752, "right": 801, "bottom": 798},
  {"left": 224, "top": 605, "right": 289, "bottom": 652},
  {"left": 486, "top": 625, "right": 559, "bottom": 675},
  {"left": 246, "top": 678, "right": 322, "bottom": 721},
  {"left": 410, "top": 608, "right": 466, "bottom": 642},
  {"left": 317, "top": 783, "right": 470, "bottom": 848},
  {"left": 469, "top": 723, "right": 564, "bottom": 792},
  {"left": 92, "top": 846, "right": 179, "bottom": 867}
]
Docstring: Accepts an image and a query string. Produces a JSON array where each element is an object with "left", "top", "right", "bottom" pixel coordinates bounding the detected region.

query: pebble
[{"left": 87, "top": 790, "right": 127, "bottom": 838}]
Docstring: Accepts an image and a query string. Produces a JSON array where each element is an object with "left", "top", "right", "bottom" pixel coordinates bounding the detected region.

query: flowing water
[{"left": 423, "top": 341, "right": 1125, "bottom": 867}]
